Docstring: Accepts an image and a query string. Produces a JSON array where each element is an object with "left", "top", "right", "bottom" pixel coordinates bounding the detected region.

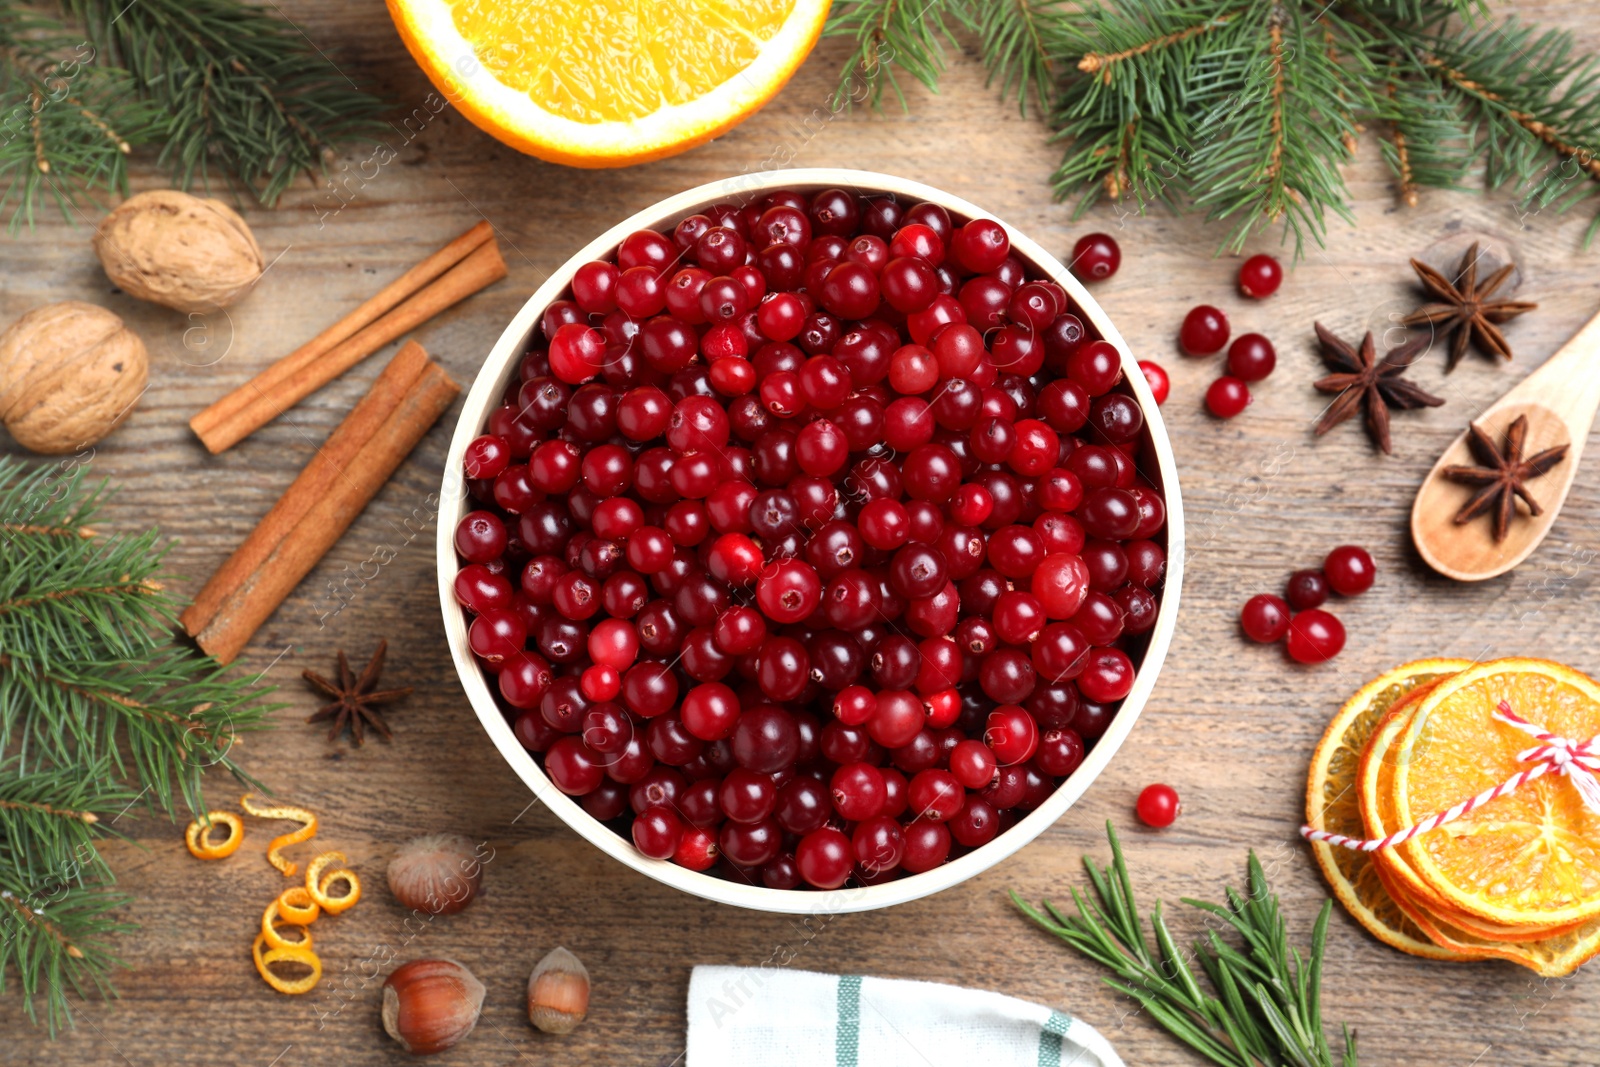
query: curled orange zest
[
  {"left": 305, "top": 850, "right": 361, "bottom": 914},
  {"left": 261, "top": 898, "right": 316, "bottom": 952},
  {"left": 252, "top": 932, "right": 321, "bottom": 994},
  {"left": 183, "top": 812, "right": 243, "bottom": 860},
  {"left": 275, "top": 886, "right": 320, "bottom": 925},
  {"left": 239, "top": 794, "right": 317, "bottom": 877}
]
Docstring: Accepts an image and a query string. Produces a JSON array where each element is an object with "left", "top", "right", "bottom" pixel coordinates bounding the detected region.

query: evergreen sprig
[
  {"left": 1012, "top": 823, "right": 1358, "bottom": 1067},
  {"left": 0, "top": 0, "right": 387, "bottom": 229},
  {"left": 0, "top": 457, "right": 278, "bottom": 1034},
  {"left": 825, "top": 0, "right": 1600, "bottom": 254}
]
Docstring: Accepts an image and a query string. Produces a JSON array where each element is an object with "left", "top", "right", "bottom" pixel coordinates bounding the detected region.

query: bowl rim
[{"left": 436, "top": 167, "right": 1185, "bottom": 914}]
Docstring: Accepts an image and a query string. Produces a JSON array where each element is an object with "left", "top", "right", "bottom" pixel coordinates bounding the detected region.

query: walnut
[
  {"left": 0, "top": 302, "right": 149, "bottom": 454},
  {"left": 93, "top": 190, "right": 265, "bottom": 313}
]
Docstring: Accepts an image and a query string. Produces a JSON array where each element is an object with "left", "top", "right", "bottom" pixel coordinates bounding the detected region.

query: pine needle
[
  {"left": 0, "top": 456, "right": 278, "bottom": 1033},
  {"left": 830, "top": 0, "right": 1600, "bottom": 256},
  {"left": 1011, "top": 822, "right": 1360, "bottom": 1067}
]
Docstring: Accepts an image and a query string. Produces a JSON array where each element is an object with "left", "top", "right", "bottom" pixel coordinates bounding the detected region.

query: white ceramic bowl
[{"left": 438, "top": 168, "right": 1184, "bottom": 913}]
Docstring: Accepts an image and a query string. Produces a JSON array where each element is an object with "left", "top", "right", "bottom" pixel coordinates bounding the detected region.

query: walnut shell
[
  {"left": 93, "top": 190, "right": 264, "bottom": 313},
  {"left": 0, "top": 302, "right": 148, "bottom": 454}
]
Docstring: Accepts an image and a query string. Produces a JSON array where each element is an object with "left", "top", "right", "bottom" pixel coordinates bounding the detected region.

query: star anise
[
  {"left": 1440, "top": 415, "right": 1569, "bottom": 542},
  {"left": 303, "top": 641, "right": 412, "bottom": 745},
  {"left": 1401, "top": 242, "right": 1537, "bottom": 371},
  {"left": 1312, "top": 323, "right": 1445, "bottom": 454}
]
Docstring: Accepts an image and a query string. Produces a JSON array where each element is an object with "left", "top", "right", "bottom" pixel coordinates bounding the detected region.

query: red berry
[
  {"left": 1137, "top": 360, "right": 1169, "bottom": 405},
  {"left": 1240, "top": 594, "right": 1291, "bottom": 643},
  {"left": 1205, "top": 377, "right": 1251, "bottom": 419},
  {"left": 1324, "top": 545, "right": 1376, "bottom": 596},
  {"left": 1135, "top": 784, "right": 1180, "bottom": 827},
  {"left": 1226, "top": 333, "right": 1276, "bottom": 381},
  {"left": 1238, "top": 254, "right": 1283, "bottom": 299},
  {"left": 1070, "top": 233, "right": 1120, "bottom": 281},
  {"left": 1284, "top": 569, "right": 1329, "bottom": 611},
  {"left": 1286, "top": 609, "right": 1346, "bottom": 664},
  {"left": 1179, "top": 305, "right": 1230, "bottom": 356}
]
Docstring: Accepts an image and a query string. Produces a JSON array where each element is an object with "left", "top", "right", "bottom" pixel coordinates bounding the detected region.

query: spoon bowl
[{"left": 1413, "top": 309, "right": 1600, "bottom": 581}]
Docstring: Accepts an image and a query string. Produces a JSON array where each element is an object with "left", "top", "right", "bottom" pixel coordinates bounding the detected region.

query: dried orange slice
[
  {"left": 1392, "top": 658, "right": 1600, "bottom": 927},
  {"left": 1361, "top": 692, "right": 1584, "bottom": 942},
  {"left": 1306, "top": 659, "right": 1472, "bottom": 960},
  {"left": 387, "top": 0, "right": 831, "bottom": 167}
]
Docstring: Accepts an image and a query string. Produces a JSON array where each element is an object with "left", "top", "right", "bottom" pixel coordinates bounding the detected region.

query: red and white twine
[{"left": 1302, "top": 701, "right": 1600, "bottom": 852}]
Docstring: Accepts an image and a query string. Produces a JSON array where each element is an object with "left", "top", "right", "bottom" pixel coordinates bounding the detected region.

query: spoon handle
[{"left": 1496, "top": 306, "right": 1600, "bottom": 441}]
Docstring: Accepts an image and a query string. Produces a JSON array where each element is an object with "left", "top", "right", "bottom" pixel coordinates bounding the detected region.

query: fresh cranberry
[
  {"left": 1226, "top": 333, "right": 1276, "bottom": 381},
  {"left": 1070, "top": 233, "right": 1120, "bottom": 280},
  {"left": 1205, "top": 376, "right": 1251, "bottom": 418},
  {"left": 1285, "top": 569, "right": 1329, "bottom": 611},
  {"left": 1324, "top": 545, "right": 1376, "bottom": 596},
  {"left": 1287, "top": 610, "right": 1346, "bottom": 664},
  {"left": 1137, "top": 360, "right": 1169, "bottom": 405},
  {"left": 1135, "top": 784, "right": 1180, "bottom": 827},
  {"left": 1237, "top": 254, "right": 1283, "bottom": 299},
  {"left": 1179, "top": 305, "right": 1230, "bottom": 356},
  {"left": 1240, "top": 594, "right": 1291, "bottom": 643}
]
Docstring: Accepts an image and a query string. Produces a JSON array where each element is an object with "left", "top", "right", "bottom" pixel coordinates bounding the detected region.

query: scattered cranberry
[
  {"left": 1240, "top": 594, "right": 1291, "bottom": 643},
  {"left": 1225, "top": 334, "right": 1275, "bottom": 382},
  {"left": 1204, "top": 377, "right": 1251, "bottom": 419},
  {"left": 1070, "top": 233, "right": 1121, "bottom": 281},
  {"left": 1137, "top": 360, "right": 1169, "bottom": 405},
  {"left": 1284, "top": 569, "right": 1329, "bottom": 611},
  {"left": 1237, "top": 254, "right": 1283, "bottom": 299},
  {"left": 1179, "top": 305, "right": 1229, "bottom": 356},
  {"left": 453, "top": 188, "right": 1171, "bottom": 890},
  {"left": 1324, "top": 545, "right": 1376, "bottom": 596},
  {"left": 1135, "top": 783, "right": 1180, "bottom": 828},
  {"left": 1286, "top": 609, "right": 1346, "bottom": 664}
]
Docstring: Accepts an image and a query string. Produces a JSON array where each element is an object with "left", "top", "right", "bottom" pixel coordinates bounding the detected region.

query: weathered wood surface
[{"left": 5, "top": 3, "right": 1600, "bottom": 1063}]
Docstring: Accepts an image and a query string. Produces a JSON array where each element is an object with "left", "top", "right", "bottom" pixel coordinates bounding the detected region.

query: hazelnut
[
  {"left": 527, "top": 946, "right": 589, "bottom": 1035},
  {"left": 93, "top": 189, "right": 264, "bottom": 312},
  {"left": 387, "top": 833, "right": 485, "bottom": 915},
  {"left": 381, "top": 958, "right": 485, "bottom": 1055},
  {"left": 0, "top": 302, "right": 147, "bottom": 454}
]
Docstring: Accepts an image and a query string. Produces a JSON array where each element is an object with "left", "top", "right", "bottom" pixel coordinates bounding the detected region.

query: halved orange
[
  {"left": 1393, "top": 658, "right": 1600, "bottom": 928},
  {"left": 387, "top": 0, "right": 832, "bottom": 167},
  {"left": 1305, "top": 659, "right": 1472, "bottom": 960}
]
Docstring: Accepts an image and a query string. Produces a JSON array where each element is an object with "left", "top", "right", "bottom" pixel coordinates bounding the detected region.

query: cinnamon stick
[
  {"left": 179, "top": 340, "right": 431, "bottom": 639},
  {"left": 189, "top": 222, "right": 491, "bottom": 450},
  {"left": 194, "top": 360, "right": 460, "bottom": 665},
  {"left": 192, "top": 235, "right": 504, "bottom": 454}
]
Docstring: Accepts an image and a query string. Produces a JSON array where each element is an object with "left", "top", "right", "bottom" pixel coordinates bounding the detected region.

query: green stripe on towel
[
  {"left": 1038, "top": 1011, "right": 1073, "bottom": 1065},
  {"left": 836, "top": 974, "right": 862, "bottom": 1067}
]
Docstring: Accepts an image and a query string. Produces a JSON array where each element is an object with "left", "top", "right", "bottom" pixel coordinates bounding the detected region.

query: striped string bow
[{"left": 1302, "top": 700, "right": 1600, "bottom": 852}]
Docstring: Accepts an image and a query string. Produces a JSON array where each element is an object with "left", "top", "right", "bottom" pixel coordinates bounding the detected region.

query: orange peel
[
  {"left": 305, "top": 850, "right": 361, "bottom": 915},
  {"left": 261, "top": 897, "right": 315, "bottom": 953},
  {"left": 239, "top": 794, "right": 318, "bottom": 877},
  {"left": 183, "top": 811, "right": 244, "bottom": 860},
  {"left": 252, "top": 932, "right": 322, "bottom": 995},
  {"left": 275, "top": 886, "right": 320, "bottom": 926}
]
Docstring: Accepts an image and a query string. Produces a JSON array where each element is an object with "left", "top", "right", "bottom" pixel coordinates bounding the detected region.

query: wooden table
[{"left": 6, "top": 3, "right": 1600, "bottom": 1063}]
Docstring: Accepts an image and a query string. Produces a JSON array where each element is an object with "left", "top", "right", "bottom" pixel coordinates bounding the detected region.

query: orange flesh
[{"left": 447, "top": 0, "right": 797, "bottom": 123}]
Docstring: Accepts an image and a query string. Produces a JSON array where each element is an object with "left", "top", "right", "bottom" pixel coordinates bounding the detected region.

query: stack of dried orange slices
[{"left": 1305, "top": 657, "right": 1600, "bottom": 975}]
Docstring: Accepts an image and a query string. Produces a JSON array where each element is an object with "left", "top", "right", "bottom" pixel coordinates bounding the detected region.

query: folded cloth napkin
[{"left": 686, "top": 965, "right": 1124, "bottom": 1067}]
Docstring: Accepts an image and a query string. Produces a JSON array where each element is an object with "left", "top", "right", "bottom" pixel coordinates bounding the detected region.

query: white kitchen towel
[{"left": 686, "top": 965, "right": 1124, "bottom": 1067}]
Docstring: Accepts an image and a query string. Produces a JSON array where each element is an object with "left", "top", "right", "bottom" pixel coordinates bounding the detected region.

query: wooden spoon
[{"left": 1412, "top": 307, "right": 1600, "bottom": 581}]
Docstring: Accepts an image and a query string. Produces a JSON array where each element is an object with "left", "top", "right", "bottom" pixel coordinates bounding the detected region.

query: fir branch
[
  {"left": 57, "top": 0, "right": 387, "bottom": 206},
  {"left": 1012, "top": 823, "right": 1359, "bottom": 1067},
  {"left": 824, "top": 0, "right": 971, "bottom": 110},
  {"left": 0, "top": 456, "right": 277, "bottom": 1032},
  {"left": 973, "top": 0, "right": 1072, "bottom": 116}
]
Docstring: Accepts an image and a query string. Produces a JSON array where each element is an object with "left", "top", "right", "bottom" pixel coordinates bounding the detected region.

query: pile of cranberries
[
  {"left": 1240, "top": 544, "right": 1375, "bottom": 664},
  {"left": 450, "top": 188, "right": 1168, "bottom": 892}
]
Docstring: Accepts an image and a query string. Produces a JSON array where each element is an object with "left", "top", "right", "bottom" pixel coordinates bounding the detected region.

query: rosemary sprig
[{"left": 1011, "top": 822, "right": 1358, "bottom": 1067}]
